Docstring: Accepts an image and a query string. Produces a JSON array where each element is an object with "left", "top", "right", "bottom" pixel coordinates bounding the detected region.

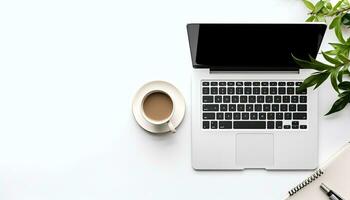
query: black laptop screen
[{"left": 187, "top": 24, "right": 326, "bottom": 71}]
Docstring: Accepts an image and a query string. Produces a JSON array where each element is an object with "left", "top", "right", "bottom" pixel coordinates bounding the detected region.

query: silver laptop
[{"left": 187, "top": 23, "right": 327, "bottom": 170}]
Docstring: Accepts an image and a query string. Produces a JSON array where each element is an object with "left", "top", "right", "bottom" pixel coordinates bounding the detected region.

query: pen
[{"left": 320, "top": 183, "right": 345, "bottom": 200}]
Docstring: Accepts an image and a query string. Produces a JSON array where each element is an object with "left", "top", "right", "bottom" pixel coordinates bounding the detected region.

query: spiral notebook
[{"left": 285, "top": 142, "right": 350, "bottom": 200}]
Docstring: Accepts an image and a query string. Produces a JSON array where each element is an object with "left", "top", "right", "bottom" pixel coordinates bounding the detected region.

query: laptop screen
[{"left": 187, "top": 24, "right": 326, "bottom": 71}]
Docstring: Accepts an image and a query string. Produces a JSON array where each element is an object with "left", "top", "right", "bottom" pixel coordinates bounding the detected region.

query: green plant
[{"left": 294, "top": 0, "right": 350, "bottom": 115}]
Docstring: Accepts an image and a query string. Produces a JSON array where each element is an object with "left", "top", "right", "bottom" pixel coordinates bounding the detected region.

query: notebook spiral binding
[{"left": 288, "top": 169, "right": 324, "bottom": 196}]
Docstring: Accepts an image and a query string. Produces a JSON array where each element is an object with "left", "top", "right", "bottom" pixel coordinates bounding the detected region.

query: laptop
[{"left": 187, "top": 23, "right": 327, "bottom": 170}]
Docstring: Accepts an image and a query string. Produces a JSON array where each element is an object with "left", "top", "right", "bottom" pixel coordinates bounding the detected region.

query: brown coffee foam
[{"left": 143, "top": 92, "right": 173, "bottom": 121}]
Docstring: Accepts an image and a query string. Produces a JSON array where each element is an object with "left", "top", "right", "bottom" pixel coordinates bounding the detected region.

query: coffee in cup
[{"left": 141, "top": 91, "right": 176, "bottom": 132}]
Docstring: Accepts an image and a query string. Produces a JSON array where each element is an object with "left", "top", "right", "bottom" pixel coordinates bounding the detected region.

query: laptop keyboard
[{"left": 201, "top": 80, "right": 308, "bottom": 130}]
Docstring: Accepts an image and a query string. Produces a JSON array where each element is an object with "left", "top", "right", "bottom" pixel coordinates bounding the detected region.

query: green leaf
[
  {"left": 338, "top": 54, "right": 350, "bottom": 63},
  {"left": 338, "top": 69, "right": 344, "bottom": 82},
  {"left": 306, "top": 15, "right": 316, "bottom": 22},
  {"left": 292, "top": 54, "right": 331, "bottom": 71},
  {"left": 322, "top": 52, "right": 343, "bottom": 65},
  {"left": 333, "top": 0, "right": 344, "bottom": 11},
  {"left": 335, "top": 21, "right": 346, "bottom": 43},
  {"left": 303, "top": 0, "right": 315, "bottom": 10},
  {"left": 325, "top": 94, "right": 350, "bottom": 115},
  {"left": 329, "top": 16, "right": 341, "bottom": 29},
  {"left": 314, "top": 1, "right": 325, "bottom": 13},
  {"left": 315, "top": 71, "right": 331, "bottom": 88},
  {"left": 341, "top": 13, "right": 350, "bottom": 26},
  {"left": 308, "top": 55, "right": 334, "bottom": 69},
  {"left": 331, "top": 68, "right": 340, "bottom": 93},
  {"left": 339, "top": 81, "right": 350, "bottom": 90},
  {"left": 299, "top": 72, "right": 330, "bottom": 91}
]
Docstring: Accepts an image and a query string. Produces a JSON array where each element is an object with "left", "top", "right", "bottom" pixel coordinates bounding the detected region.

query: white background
[{"left": 1, "top": 0, "right": 350, "bottom": 199}]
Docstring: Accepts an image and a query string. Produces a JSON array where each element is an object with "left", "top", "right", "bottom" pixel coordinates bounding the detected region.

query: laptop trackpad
[{"left": 236, "top": 133, "right": 274, "bottom": 168}]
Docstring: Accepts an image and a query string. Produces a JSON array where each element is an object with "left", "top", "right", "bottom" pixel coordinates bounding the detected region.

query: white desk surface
[{"left": 1, "top": 0, "right": 350, "bottom": 199}]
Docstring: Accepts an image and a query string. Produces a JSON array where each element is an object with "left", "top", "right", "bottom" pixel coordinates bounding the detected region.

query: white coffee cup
[{"left": 141, "top": 90, "right": 176, "bottom": 133}]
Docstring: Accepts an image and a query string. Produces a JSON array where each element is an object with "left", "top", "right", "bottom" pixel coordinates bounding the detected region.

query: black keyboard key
[
  {"left": 232, "top": 96, "right": 239, "bottom": 103},
  {"left": 287, "top": 82, "right": 294, "bottom": 86},
  {"left": 233, "top": 112, "right": 241, "bottom": 119},
  {"left": 244, "top": 87, "right": 252, "bottom": 94},
  {"left": 203, "top": 87, "right": 209, "bottom": 94},
  {"left": 262, "top": 87, "right": 268, "bottom": 94},
  {"left": 246, "top": 104, "right": 254, "bottom": 111},
  {"left": 267, "top": 113, "right": 275, "bottom": 120},
  {"left": 300, "top": 96, "right": 307, "bottom": 103},
  {"left": 284, "top": 112, "right": 292, "bottom": 120},
  {"left": 292, "top": 121, "right": 299, "bottom": 126},
  {"left": 242, "top": 113, "right": 249, "bottom": 119},
  {"left": 219, "top": 82, "right": 226, "bottom": 86},
  {"left": 225, "top": 113, "right": 232, "bottom": 120},
  {"left": 237, "top": 104, "right": 245, "bottom": 111},
  {"left": 228, "top": 82, "right": 234, "bottom": 86},
  {"left": 211, "top": 87, "right": 218, "bottom": 94},
  {"left": 296, "top": 88, "right": 307, "bottom": 94},
  {"left": 203, "top": 121, "right": 209, "bottom": 129},
  {"left": 274, "top": 96, "right": 281, "bottom": 103},
  {"left": 249, "top": 96, "right": 256, "bottom": 103},
  {"left": 216, "top": 113, "right": 224, "bottom": 119},
  {"left": 219, "top": 87, "right": 226, "bottom": 94},
  {"left": 240, "top": 96, "right": 247, "bottom": 103},
  {"left": 278, "top": 87, "right": 286, "bottom": 94},
  {"left": 259, "top": 113, "right": 266, "bottom": 120},
  {"left": 262, "top": 82, "right": 268, "bottom": 86},
  {"left": 211, "top": 121, "right": 218, "bottom": 129},
  {"left": 280, "top": 104, "right": 288, "bottom": 111},
  {"left": 270, "top": 82, "right": 277, "bottom": 86},
  {"left": 202, "top": 96, "right": 213, "bottom": 103},
  {"left": 291, "top": 96, "right": 298, "bottom": 103},
  {"left": 289, "top": 104, "right": 296, "bottom": 111},
  {"left": 253, "top": 82, "right": 260, "bottom": 86},
  {"left": 219, "top": 121, "right": 232, "bottom": 129},
  {"left": 292, "top": 125, "right": 299, "bottom": 129},
  {"left": 300, "top": 125, "right": 307, "bottom": 129},
  {"left": 287, "top": 87, "right": 294, "bottom": 94},
  {"left": 236, "top": 87, "right": 243, "bottom": 94},
  {"left": 220, "top": 104, "right": 228, "bottom": 111},
  {"left": 234, "top": 121, "right": 266, "bottom": 129},
  {"left": 266, "top": 96, "right": 273, "bottom": 103},
  {"left": 267, "top": 121, "right": 274, "bottom": 129},
  {"left": 293, "top": 113, "right": 307, "bottom": 120},
  {"left": 257, "top": 96, "right": 264, "bottom": 103},
  {"left": 255, "top": 104, "right": 262, "bottom": 111},
  {"left": 202, "top": 82, "right": 209, "bottom": 86},
  {"left": 215, "top": 96, "right": 222, "bottom": 103},
  {"left": 276, "top": 113, "right": 283, "bottom": 119},
  {"left": 229, "top": 104, "right": 236, "bottom": 111},
  {"left": 223, "top": 96, "right": 231, "bottom": 103},
  {"left": 298, "top": 104, "right": 307, "bottom": 111},
  {"left": 250, "top": 113, "right": 258, "bottom": 120},
  {"left": 284, "top": 125, "right": 291, "bottom": 129},
  {"left": 203, "top": 104, "right": 219, "bottom": 111},
  {"left": 296, "top": 82, "right": 302, "bottom": 86},
  {"left": 276, "top": 121, "right": 283, "bottom": 129},
  {"left": 270, "top": 87, "right": 277, "bottom": 94},
  {"left": 253, "top": 87, "right": 260, "bottom": 94},
  {"left": 211, "top": 82, "right": 218, "bottom": 86},
  {"left": 203, "top": 113, "right": 215, "bottom": 119},
  {"left": 272, "top": 104, "right": 279, "bottom": 111},
  {"left": 263, "top": 104, "right": 271, "bottom": 111},
  {"left": 278, "top": 82, "right": 286, "bottom": 86},
  {"left": 283, "top": 96, "right": 290, "bottom": 103},
  {"left": 236, "top": 82, "right": 243, "bottom": 86},
  {"left": 244, "top": 82, "right": 252, "bottom": 86},
  {"left": 228, "top": 87, "right": 235, "bottom": 94}
]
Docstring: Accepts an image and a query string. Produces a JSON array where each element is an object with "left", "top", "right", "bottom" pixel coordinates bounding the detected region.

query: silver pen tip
[{"left": 320, "top": 183, "right": 331, "bottom": 194}]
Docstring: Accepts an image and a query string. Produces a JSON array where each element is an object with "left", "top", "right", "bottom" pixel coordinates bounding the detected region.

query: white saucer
[{"left": 132, "top": 80, "right": 186, "bottom": 134}]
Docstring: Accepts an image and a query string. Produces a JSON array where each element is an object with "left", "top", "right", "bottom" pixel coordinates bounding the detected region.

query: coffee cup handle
[{"left": 168, "top": 121, "right": 176, "bottom": 133}]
